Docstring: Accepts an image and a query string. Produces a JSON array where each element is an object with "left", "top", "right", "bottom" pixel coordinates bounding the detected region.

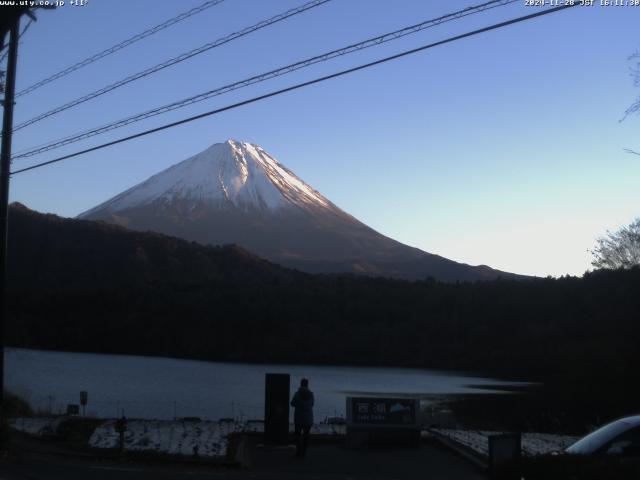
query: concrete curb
[{"left": 428, "top": 431, "right": 489, "bottom": 472}]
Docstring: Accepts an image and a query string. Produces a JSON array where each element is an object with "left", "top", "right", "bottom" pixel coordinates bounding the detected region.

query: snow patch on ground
[
  {"left": 9, "top": 417, "right": 64, "bottom": 436},
  {"left": 88, "top": 419, "right": 346, "bottom": 458},
  {"left": 89, "top": 419, "right": 235, "bottom": 457},
  {"left": 11, "top": 417, "right": 576, "bottom": 460},
  {"left": 431, "top": 428, "right": 579, "bottom": 457}
]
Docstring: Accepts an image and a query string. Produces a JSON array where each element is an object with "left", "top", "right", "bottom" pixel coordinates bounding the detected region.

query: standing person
[{"left": 290, "top": 378, "right": 314, "bottom": 458}]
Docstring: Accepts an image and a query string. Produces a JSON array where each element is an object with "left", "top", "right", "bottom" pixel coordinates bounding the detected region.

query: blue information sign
[{"left": 347, "top": 397, "right": 418, "bottom": 427}]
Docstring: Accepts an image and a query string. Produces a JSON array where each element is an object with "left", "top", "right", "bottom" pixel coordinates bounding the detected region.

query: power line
[
  {"left": 14, "top": 0, "right": 515, "bottom": 159},
  {"left": 14, "top": 0, "right": 226, "bottom": 98},
  {"left": 13, "top": 0, "right": 518, "bottom": 160},
  {"left": 12, "top": 0, "right": 331, "bottom": 131},
  {"left": 11, "top": 4, "right": 577, "bottom": 176}
]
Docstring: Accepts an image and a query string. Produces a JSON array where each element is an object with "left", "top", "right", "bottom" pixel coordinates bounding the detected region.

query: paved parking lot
[{"left": 0, "top": 441, "right": 486, "bottom": 480}]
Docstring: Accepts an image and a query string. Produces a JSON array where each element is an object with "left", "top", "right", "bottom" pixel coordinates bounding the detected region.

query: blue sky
[{"left": 4, "top": 0, "right": 639, "bottom": 277}]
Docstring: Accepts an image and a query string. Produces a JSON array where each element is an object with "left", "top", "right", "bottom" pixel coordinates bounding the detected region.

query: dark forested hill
[
  {"left": 6, "top": 203, "right": 640, "bottom": 429},
  {"left": 7, "top": 202, "right": 298, "bottom": 290}
]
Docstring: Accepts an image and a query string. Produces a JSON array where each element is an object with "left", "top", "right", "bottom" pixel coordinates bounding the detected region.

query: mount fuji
[{"left": 79, "top": 139, "right": 520, "bottom": 281}]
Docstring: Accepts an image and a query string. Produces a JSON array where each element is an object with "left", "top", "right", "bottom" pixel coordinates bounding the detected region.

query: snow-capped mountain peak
[
  {"left": 79, "top": 139, "right": 523, "bottom": 282},
  {"left": 82, "top": 139, "right": 330, "bottom": 216}
]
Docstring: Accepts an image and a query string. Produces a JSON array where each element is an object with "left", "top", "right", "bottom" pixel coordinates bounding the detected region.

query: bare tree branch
[
  {"left": 624, "top": 148, "right": 640, "bottom": 156},
  {"left": 591, "top": 218, "right": 640, "bottom": 270},
  {"left": 622, "top": 50, "right": 640, "bottom": 121}
]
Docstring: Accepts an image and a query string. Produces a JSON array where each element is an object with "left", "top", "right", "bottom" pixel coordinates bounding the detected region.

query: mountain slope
[{"left": 79, "top": 139, "right": 522, "bottom": 281}]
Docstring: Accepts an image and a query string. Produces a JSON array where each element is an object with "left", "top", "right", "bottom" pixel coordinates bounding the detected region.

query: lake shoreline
[
  {"left": 6, "top": 347, "right": 531, "bottom": 422},
  {"left": 5, "top": 344, "right": 534, "bottom": 384}
]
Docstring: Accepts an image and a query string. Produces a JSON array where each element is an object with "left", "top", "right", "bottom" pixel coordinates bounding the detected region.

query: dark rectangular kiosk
[{"left": 264, "top": 373, "right": 290, "bottom": 445}]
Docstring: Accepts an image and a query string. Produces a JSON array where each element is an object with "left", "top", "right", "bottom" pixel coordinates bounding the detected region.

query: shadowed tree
[{"left": 591, "top": 218, "right": 640, "bottom": 270}]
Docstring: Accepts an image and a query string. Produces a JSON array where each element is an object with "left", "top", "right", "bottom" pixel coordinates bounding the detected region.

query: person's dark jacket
[{"left": 290, "top": 387, "right": 314, "bottom": 426}]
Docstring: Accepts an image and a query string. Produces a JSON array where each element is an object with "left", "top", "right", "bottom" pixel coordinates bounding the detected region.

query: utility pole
[{"left": 0, "top": 16, "right": 20, "bottom": 440}]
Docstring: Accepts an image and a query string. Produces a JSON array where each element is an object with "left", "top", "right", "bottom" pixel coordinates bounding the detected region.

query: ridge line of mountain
[{"left": 77, "top": 139, "right": 527, "bottom": 282}]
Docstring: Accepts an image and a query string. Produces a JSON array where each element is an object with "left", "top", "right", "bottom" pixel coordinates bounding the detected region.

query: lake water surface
[{"left": 6, "top": 348, "right": 527, "bottom": 420}]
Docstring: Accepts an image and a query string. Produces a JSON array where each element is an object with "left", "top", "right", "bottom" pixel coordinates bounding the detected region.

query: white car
[
  {"left": 522, "top": 416, "right": 640, "bottom": 479},
  {"left": 565, "top": 415, "right": 640, "bottom": 457}
]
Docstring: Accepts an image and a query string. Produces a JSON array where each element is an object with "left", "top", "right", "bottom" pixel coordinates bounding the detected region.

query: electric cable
[
  {"left": 11, "top": 4, "right": 577, "bottom": 176},
  {"left": 12, "top": 0, "right": 331, "bottom": 131},
  {"left": 14, "top": 0, "right": 226, "bottom": 97},
  {"left": 13, "top": 0, "right": 517, "bottom": 160}
]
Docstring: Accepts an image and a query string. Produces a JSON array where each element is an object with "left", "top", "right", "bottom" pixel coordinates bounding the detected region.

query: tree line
[{"left": 5, "top": 203, "right": 640, "bottom": 430}]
